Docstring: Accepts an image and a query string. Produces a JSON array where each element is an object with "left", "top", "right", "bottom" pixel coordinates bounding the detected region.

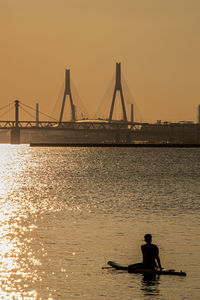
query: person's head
[{"left": 144, "top": 234, "right": 152, "bottom": 243}]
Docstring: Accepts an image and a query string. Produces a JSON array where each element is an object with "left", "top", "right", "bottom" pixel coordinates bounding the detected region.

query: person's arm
[
  {"left": 156, "top": 256, "right": 162, "bottom": 269},
  {"left": 155, "top": 246, "right": 162, "bottom": 269},
  {"left": 141, "top": 245, "right": 145, "bottom": 262}
]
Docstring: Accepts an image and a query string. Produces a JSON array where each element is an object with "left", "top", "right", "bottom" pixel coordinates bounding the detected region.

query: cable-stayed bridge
[
  {"left": 0, "top": 63, "right": 143, "bottom": 128},
  {"left": 0, "top": 63, "right": 199, "bottom": 145},
  {"left": 0, "top": 62, "right": 142, "bottom": 128}
]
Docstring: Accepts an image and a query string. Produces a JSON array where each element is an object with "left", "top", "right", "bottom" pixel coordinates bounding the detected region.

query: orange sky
[{"left": 0, "top": 0, "right": 200, "bottom": 123}]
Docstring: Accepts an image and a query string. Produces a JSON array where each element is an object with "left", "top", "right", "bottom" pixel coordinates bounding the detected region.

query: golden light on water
[
  {"left": 0, "top": 237, "right": 34, "bottom": 297},
  {"left": 0, "top": 214, "right": 39, "bottom": 298},
  {"left": 0, "top": 144, "right": 199, "bottom": 299},
  {"left": 0, "top": 145, "right": 60, "bottom": 299},
  {"left": 0, "top": 145, "right": 39, "bottom": 298},
  {"left": 0, "top": 145, "right": 13, "bottom": 200}
]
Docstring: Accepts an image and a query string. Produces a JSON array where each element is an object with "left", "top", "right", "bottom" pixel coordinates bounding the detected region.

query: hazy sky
[{"left": 1, "top": 0, "right": 200, "bottom": 122}]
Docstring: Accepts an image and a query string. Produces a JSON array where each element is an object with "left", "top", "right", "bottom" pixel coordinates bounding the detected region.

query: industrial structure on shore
[{"left": 0, "top": 63, "right": 200, "bottom": 146}]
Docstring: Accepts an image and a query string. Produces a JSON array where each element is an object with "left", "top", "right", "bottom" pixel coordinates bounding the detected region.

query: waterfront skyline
[{"left": 1, "top": 0, "right": 200, "bottom": 123}]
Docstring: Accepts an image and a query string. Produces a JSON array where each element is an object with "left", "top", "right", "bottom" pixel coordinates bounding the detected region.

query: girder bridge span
[{"left": 0, "top": 120, "right": 145, "bottom": 130}]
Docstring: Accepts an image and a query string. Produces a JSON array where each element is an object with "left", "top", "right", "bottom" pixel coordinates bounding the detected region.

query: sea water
[{"left": 0, "top": 145, "right": 199, "bottom": 299}]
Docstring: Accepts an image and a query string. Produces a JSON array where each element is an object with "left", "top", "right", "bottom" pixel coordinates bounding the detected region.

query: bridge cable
[
  {"left": 20, "top": 106, "right": 35, "bottom": 119},
  {"left": 94, "top": 75, "right": 115, "bottom": 120},
  {"left": 20, "top": 102, "right": 57, "bottom": 121},
  {"left": 50, "top": 81, "right": 65, "bottom": 120},
  {"left": 122, "top": 75, "right": 143, "bottom": 122},
  {"left": 71, "top": 80, "right": 89, "bottom": 119},
  {"left": 0, "top": 102, "right": 13, "bottom": 111},
  {"left": 0, "top": 106, "right": 14, "bottom": 118}
]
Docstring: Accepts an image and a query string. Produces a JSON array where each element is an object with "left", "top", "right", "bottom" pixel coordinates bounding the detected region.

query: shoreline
[{"left": 30, "top": 143, "right": 200, "bottom": 148}]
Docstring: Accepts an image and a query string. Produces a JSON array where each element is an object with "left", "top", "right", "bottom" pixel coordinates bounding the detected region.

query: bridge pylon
[
  {"left": 15, "top": 100, "right": 19, "bottom": 127},
  {"left": 11, "top": 100, "right": 20, "bottom": 144},
  {"left": 59, "top": 69, "right": 76, "bottom": 122},
  {"left": 109, "top": 62, "right": 127, "bottom": 122}
]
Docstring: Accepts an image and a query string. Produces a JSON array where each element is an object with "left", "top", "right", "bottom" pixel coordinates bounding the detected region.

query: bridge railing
[{"left": 0, "top": 120, "right": 146, "bottom": 130}]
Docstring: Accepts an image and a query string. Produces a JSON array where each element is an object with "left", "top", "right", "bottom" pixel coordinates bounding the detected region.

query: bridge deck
[{"left": 0, "top": 120, "right": 144, "bottom": 130}]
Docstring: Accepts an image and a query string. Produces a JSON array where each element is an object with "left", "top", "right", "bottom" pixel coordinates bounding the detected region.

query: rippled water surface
[{"left": 0, "top": 145, "right": 199, "bottom": 299}]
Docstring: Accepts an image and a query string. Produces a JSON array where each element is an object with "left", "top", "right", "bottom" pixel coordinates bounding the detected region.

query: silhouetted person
[
  {"left": 141, "top": 234, "right": 162, "bottom": 269},
  {"left": 128, "top": 234, "right": 162, "bottom": 273}
]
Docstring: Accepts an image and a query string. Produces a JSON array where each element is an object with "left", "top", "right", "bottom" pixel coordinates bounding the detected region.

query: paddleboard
[{"left": 107, "top": 261, "right": 186, "bottom": 276}]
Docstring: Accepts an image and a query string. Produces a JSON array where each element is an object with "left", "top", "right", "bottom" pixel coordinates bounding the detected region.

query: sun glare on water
[{"left": 0, "top": 145, "right": 39, "bottom": 299}]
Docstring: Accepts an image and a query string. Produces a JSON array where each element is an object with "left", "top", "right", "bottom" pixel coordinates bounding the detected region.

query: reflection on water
[
  {"left": 0, "top": 145, "right": 57, "bottom": 298},
  {"left": 0, "top": 217, "right": 38, "bottom": 298},
  {"left": 0, "top": 145, "right": 199, "bottom": 299},
  {"left": 141, "top": 275, "right": 160, "bottom": 297}
]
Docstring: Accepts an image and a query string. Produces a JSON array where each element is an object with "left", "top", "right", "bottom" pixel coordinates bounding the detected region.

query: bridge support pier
[{"left": 11, "top": 128, "right": 20, "bottom": 144}]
